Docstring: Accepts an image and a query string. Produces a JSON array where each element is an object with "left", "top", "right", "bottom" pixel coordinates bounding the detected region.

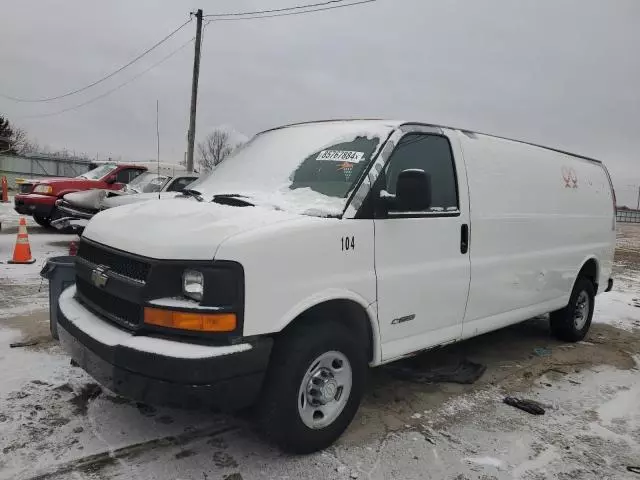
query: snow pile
[
  {"left": 0, "top": 196, "right": 37, "bottom": 230},
  {"left": 594, "top": 283, "right": 640, "bottom": 332},
  {"left": 1, "top": 221, "right": 74, "bottom": 319}
]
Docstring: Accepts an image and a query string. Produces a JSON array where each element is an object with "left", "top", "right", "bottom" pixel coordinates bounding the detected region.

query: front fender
[{"left": 275, "top": 289, "right": 381, "bottom": 365}]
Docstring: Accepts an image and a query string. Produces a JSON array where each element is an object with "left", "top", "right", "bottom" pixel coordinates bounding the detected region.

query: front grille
[
  {"left": 78, "top": 240, "right": 150, "bottom": 282},
  {"left": 76, "top": 278, "right": 141, "bottom": 329},
  {"left": 19, "top": 184, "right": 32, "bottom": 194}
]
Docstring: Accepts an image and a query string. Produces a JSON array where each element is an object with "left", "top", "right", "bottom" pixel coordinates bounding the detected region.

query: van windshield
[{"left": 188, "top": 122, "right": 392, "bottom": 217}]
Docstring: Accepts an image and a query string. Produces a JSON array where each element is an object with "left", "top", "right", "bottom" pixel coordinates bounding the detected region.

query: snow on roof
[{"left": 261, "top": 119, "right": 406, "bottom": 134}]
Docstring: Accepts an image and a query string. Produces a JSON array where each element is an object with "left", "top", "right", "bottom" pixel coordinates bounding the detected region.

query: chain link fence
[
  {"left": 617, "top": 209, "right": 640, "bottom": 224},
  {"left": 0, "top": 154, "right": 92, "bottom": 189}
]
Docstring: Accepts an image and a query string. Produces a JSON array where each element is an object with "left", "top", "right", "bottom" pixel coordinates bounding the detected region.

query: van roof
[{"left": 263, "top": 119, "right": 603, "bottom": 165}]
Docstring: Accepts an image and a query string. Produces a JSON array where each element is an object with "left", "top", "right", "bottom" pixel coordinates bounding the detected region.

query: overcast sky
[{"left": 1, "top": 0, "right": 638, "bottom": 205}]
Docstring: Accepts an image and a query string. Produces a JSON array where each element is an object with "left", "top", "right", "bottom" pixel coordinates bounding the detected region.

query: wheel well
[
  {"left": 281, "top": 300, "right": 374, "bottom": 362},
  {"left": 578, "top": 258, "right": 599, "bottom": 289}
]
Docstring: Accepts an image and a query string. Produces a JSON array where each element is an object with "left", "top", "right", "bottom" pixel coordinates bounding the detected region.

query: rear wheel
[
  {"left": 258, "top": 320, "right": 367, "bottom": 454},
  {"left": 550, "top": 276, "right": 595, "bottom": 342},
  {"left": 33, "top": 214, "right": 51, "bottom": 228}
]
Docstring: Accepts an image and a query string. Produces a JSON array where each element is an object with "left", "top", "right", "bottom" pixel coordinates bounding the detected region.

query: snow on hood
[
  {"left": 101, "top": 192, "right": 179, "bottom": 209},
  {"left": 45, "top": 177, "right": 101, "bottom": 184},
  {"left": 63, "top": 189, "right": 107, "bottom": 210},
  {"left": 82, "top": 198, "right": 301, "bottom": 260}
]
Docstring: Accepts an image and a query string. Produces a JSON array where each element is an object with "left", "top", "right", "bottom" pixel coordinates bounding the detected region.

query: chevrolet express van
[{"left": 57, "top": 120, "right": 616, "bottom": 453}]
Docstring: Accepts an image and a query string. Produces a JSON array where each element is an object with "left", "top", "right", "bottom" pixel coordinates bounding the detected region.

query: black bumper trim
[
  {"left": 14, "top": 201, "right": 55, "bottom": 217},
  {"left": 58, "top": 302, "right": 272, "bottom": 410}
]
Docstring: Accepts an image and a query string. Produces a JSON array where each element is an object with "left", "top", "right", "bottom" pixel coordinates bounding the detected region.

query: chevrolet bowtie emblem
[{"left": 90, "top": 265, "right": 109, "bottom": 289}]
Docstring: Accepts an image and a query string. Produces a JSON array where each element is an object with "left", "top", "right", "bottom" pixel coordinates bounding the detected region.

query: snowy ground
[
  {"left": 1, "top": 200, "right": 640, "bottom": 479},
  {"left": 1, "top": 197, "right": 76, "bottom": 319}
]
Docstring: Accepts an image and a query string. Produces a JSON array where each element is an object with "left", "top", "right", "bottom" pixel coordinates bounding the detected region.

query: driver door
[{"left": 374, "top": 131, "right": 471, "bottom": 361}]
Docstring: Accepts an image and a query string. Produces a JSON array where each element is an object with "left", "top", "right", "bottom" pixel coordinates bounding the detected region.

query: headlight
[
  {"left": 182, "top": 269, "right": 204, "bottom": 301},
  {"left": 33, "top": 184, "right": 53, "bottom": 195}
]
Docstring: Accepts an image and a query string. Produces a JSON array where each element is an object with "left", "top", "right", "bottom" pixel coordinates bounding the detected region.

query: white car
[
  {"left": 52, "top": 172, "right": 198, "bottom": 232},
  {"left": 56, "top": 120, "right": 616, "bottom": 453}
]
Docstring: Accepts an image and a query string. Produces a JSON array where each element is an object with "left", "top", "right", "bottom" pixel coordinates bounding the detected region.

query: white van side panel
[
  {"left": 215, "top": 217, "right": 381, "bottom": 361},
  {"left": 458, "top": 132, "right": 615, "bottom": 339}
]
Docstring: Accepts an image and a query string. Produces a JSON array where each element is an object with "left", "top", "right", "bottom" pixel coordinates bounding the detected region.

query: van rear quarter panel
[{"left": 458, "top": 131, "right": 615, "bottom": 336}]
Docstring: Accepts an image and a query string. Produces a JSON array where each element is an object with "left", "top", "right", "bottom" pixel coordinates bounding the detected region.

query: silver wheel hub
[
  {"left": 574, "top": 290, "right": 590, "bottom": 330},
  {"left": 298, "top": 351, "right": 352, "bottom": 429}
]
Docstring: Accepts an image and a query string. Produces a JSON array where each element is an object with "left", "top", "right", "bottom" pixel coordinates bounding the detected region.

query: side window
[
  {"left": 384, "top": 134, "right": 458, "bottom": 213},
  {"left": 116, "top": 168, "right": 143, "bottom": 184},
  {"left": 166, "top": 177, "right": 196, "bottom": 192}
]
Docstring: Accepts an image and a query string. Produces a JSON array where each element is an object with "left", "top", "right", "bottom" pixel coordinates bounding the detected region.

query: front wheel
[
  {"left": 550, "top": 276, "right": 595, "bottom": 342},
  {"left": 258, "top": 320, "right": 367, "bottom": 454}
]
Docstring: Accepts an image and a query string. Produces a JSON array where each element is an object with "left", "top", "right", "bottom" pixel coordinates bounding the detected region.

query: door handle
[{"left": 460, "top": 224, "right": 469, "bottom": 254}]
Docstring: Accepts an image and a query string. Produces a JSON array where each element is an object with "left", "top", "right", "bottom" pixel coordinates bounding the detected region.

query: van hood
[{"left": 82, "top": 198, "right": 302, "bottom": 260}]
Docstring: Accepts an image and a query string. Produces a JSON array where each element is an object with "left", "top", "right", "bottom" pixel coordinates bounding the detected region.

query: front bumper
[
  {"left": 58, "top": 285, "right": 272, "bottom": 410},
  {"left": 57, "top": 201, "right": 97, "bottom": 220},
  {"left": 51, "top": 217, "right": 88, "bottom": 233},
  {"left": 14, "top": 194, "right": 57, "bottom": 217}
]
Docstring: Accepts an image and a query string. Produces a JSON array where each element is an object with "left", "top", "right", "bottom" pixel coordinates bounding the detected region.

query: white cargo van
[{"left": 57, "top": 120, "right": 616, "bottom": 453}]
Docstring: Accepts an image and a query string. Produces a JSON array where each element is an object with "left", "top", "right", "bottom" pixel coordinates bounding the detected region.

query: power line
[
  {"left": 19, "top": 37, "right": 195, "bottom": 119},
  {"left": 1, "top": 18, "right": 192, "bottom": 103},
  {"left": 204, "top": 0, "right": 376, "bottom": 21},
  {"left": 203, "top": 0, "right": 349, "bottom": 17}
]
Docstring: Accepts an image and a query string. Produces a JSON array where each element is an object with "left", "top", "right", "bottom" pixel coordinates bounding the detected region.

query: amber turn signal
[{"left": 143, "top": 308, "right": 236, "bottom": 332}]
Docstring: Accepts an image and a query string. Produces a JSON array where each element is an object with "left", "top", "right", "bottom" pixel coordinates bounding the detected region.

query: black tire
[
  {"left": 258, "top": 320, "right": 367, "bottom": 454},
  {"left": 550, "top": 276, "right": 595, "bottom": 342},
  {"left": 33, "top": 214, "right": 51, "bottom": 228}
]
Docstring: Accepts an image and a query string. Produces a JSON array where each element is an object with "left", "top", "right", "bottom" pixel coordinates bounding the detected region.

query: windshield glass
[
  {"left": 124, "top": 172, "right": 169, "bottom": 193},
  {"left": 188, "top": 122, "right": 392, "bottom": 216},
  {"left": 78, "top": 163, "right": 118, "bottom": 180}
]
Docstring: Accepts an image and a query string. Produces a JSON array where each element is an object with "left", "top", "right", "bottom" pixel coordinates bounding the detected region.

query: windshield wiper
[
  {"left": 212, "top": 194, "right": 255, "bottom": 207},
  {"left": 181, "top": 189, "right": 204, "bottom": 202}
]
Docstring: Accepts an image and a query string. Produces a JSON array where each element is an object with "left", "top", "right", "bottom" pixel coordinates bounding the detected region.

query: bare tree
[
  {"left": 0, "top": 115, "right": 40, "bottom": 154},
  {"left": 197, "top": 129, "right": 238, "bottom": 171},
  {"left": 0, "top": 115, "right": 15, "bottom": 152},
  {"left": 11, "top": 128, "right": 39, "bottom": 155}
]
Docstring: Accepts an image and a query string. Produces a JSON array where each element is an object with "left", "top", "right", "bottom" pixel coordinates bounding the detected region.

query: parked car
[
  {"left": 56, "top": 120, "right": 616, "bottom": 454},
  {"left": 14, "top": 162, "right": 147, "bottom": 227},
  {"left": 51, "top": 171, "right": 199, "bottom": 233}
]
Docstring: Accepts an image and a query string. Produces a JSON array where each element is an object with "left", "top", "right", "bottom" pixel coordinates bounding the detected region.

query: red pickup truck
[{"left": 14, "top": 162, "right": 148, "bottom": 227}]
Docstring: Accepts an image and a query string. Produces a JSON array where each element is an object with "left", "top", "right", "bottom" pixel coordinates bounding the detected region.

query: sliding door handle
[{"left": 460, "top": 224, "right": 469, "bottom": 254}]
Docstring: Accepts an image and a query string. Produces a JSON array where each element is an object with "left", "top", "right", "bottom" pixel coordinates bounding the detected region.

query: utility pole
[
  {"left": 636, "top": 185, "right": 640, "bottom": 211},
  {"left": 186, "top": 9, "right": 203, "bottom": 173}
]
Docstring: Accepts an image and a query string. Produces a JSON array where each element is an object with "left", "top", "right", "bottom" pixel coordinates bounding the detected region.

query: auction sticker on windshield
[{"left": 316, "top": 150, "right": 365, "bottom": 162}]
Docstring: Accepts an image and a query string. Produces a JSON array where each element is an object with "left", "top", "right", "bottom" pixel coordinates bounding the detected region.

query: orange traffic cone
[
  {"left": 1, "top": 176, "right": 8, "bottom": 203},
  {"left": 8, "top": 217, "right": 36, "bottom": 264},
  {"left": 68, "top": 240, "right": 78, "bottom": 256}
]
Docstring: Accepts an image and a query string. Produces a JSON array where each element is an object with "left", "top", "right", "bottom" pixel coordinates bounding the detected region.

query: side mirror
[
  {"left": 395, "top": 169, "right": 431, "bottom": 212},
  {"left": 105, "top": 175, "right": 117, "bottom": 185}
]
